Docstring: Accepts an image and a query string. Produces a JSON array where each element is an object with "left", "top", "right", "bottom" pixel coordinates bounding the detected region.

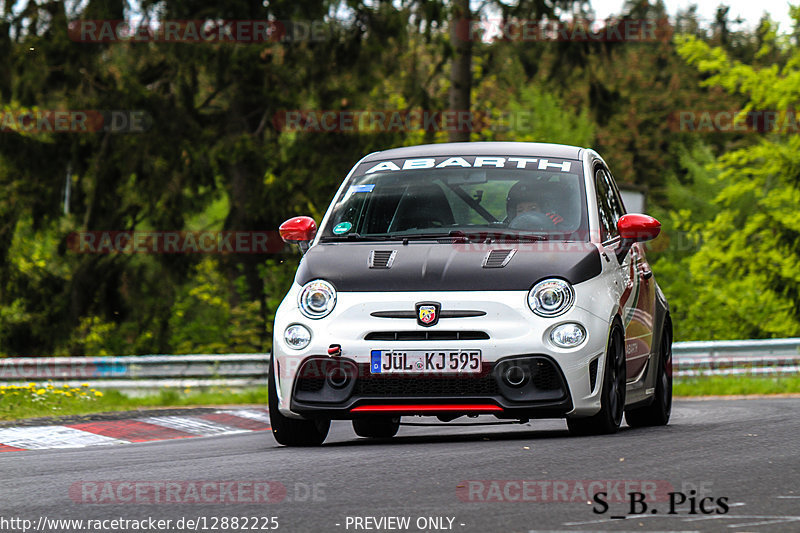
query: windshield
[{"left": 320, "top": 155, "right": 588, "bottom": 241}]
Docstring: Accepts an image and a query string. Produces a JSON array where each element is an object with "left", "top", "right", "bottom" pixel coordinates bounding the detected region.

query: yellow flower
[
  {"left": 35, "top": 389, "right": 46, "bottom": 395},
  {"left": 81, "top": 383, "right": 89, "bottom": 387},
  {"left": 64, "top": 392, "right": 72, "bottom": 397},
  {"left": 28, "top": 382, "right": 36, "bottom": 388},
  {"left": 94, "top": 391, "right": 103, "bottom": 397}
]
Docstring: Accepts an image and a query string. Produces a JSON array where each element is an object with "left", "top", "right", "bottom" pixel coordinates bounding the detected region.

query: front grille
[
  {"left": 292, "top": 356, "right": 569, "bottom": 407},
  {"left": 493, "top": 356, "right": 567, "bottom": 402},
  {"left": 532, "top": 361, "right": 564, "bottom": 391},
  {"left": 353, "top": 364, "right": 500, "bottom": 397},
  {"left": 293, "top": 358, "right": 358, "bottom": 404},
  {"left": 364, "top": 331, "right": 490, "bottom": 341},
  {"left": 370, "top": 310, "right": 486, "bottom": 319},
  {"left": 297, "top": 376, "right": 325, "bottom": 393}
]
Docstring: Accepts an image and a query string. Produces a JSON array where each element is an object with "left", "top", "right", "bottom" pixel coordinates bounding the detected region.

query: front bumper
[
  {"left": 289, "top": 355, "right": 573, "bottom": 419},
  {"left": 272, "top": 288, "right": 613, "bottom": 420}
]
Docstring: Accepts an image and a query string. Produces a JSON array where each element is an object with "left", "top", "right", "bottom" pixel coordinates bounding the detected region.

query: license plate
[{"left": 370, "top": 350, "right": 482, "bottom": 374}]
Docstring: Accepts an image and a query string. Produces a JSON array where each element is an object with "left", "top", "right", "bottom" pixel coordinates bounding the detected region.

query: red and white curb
[{"left": 0, "top": 409, "right": 270, "bottom": 452}]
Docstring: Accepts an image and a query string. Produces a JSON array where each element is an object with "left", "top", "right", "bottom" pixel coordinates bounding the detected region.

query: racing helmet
[{"left": 505, "top": 181, "right": 542, "bottom": 220}]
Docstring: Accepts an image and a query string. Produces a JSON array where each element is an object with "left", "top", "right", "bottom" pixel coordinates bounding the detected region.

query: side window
[
  {"left": 595, "top": 168, "right": 617, "bottom": 242},
  {"left": 604, "top": 170, "right": 627, "bottom": 220}
]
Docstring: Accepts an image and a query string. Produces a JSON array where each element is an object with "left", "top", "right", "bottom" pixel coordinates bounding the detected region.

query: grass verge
[
  {"left": 674, "top": 374, "right": 800, "bottom": 396},
  {"left": 2, "top": 375, "right": 798, "bottom": 422},
  {"left": 0, "top": 383, "right": 265, "bottom": 421}
]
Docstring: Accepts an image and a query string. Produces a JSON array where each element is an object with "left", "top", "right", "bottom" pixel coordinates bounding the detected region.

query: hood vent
[
  {"left": 369, "top": 250, "right": 397, "bottom": 269},
  {"left": 482, "top": 249, "right": 516, "bottom": 268}
]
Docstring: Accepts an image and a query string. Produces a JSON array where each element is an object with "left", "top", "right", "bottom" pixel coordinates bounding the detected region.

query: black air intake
[{"left": 589, "top": 358, "right": 599, "bottom": 392}]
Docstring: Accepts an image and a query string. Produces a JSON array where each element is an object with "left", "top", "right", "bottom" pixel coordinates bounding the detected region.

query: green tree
[{"left": 666, "top": 10, "right": 800, "bottom": 339}]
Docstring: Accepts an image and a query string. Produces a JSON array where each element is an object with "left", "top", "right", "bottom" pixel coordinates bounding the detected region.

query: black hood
[{"left": 295, "top": 242, "right": 601, "bottom": 291}]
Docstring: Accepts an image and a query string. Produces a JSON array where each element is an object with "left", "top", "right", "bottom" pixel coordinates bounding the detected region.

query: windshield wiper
[
  {"left": 482, "top": 232, "right": 548, "bottom": 242},
  {"left": 388, "top": 231, "right": 477, "bottom": 242},
  {"left": 395, "top": 231, "right": 548, "bottom": 243},
  {"left": 320, "top": 230, "right": 474, "bottom": 242},
  {"left": 320, "top": 230, "right": 546, "bottom": 243},
  {"left": 319, "top": 233, "right": 397, "bottom": 242}
]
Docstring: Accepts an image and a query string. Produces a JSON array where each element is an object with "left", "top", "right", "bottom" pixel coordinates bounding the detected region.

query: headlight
[
  {"left": 298, "top": 280, "right": 337, "bottom": 319},
  {"left": 284, "top": 324, "right": 312, "bottom": 350},
  {"left": 528, "top": 278, "right": 574, "bottom": 317},
  {"left": 550, "top": 323, "right": 587, "bottom": 348}
]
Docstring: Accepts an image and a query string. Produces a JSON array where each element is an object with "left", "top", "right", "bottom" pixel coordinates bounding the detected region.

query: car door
[
  {"left": 599, "top": 168, "right": 656, "bottom": 380},
  {"left": 594, "top": 167, "right": 633, "bottom": 362}
]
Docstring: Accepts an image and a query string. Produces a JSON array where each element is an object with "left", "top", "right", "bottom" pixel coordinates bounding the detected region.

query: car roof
[{"left": 360, "top": 142, "right": 585, "bottom": 163}]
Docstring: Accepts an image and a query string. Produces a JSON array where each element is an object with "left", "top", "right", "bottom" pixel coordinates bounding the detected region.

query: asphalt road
[{"left": 2, "top": 398, "right": 799, "bottom": 533}]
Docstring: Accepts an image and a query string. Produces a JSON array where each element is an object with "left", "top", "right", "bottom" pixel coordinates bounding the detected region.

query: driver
[{"left": 506, "top": 182, "right": 564, "bottom": 227}]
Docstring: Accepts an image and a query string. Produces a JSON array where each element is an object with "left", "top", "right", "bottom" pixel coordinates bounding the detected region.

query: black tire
[
  {"left": 567, "top": 326, "right": 626, "bottom": 436},
  {"left": 268, "top": 358, "right": 330, "bottom": 446},
  {"left": 625, "top": 324, "right": 672, "bottom": 427},
  {"left": 352, "top": 416, "right": 401, "bottom": 439}
]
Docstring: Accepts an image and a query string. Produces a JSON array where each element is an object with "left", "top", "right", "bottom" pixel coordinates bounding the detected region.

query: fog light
[
  {"left": 550, "top": 323, "right": 586, "bottom": 348},
  {"left": 502, "top": 365, "right": 530, "bottom": 387},
  {"left": 326, "top": 366, "right": 352, "bottom": 389},
  {"left": 284, "top": 324, "right": 311, "bottom": 350}
]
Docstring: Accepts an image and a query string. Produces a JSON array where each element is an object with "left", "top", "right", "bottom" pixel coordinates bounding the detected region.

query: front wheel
[
  {"left": 568, "top": 326, "right": 626, "bottom": 436},
  {"left": 626, "top": 324, "right": 672, "bottom": 427},
  {"left": 268, "top": 359, "right": 330, "bottom": 446},
  {"left": 352, "top": 416, "right": 400, "bottom": 439}
]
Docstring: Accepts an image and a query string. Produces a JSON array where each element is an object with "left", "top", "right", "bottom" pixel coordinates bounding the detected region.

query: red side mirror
[
  {"left": 617, "top": 214, "right": 661, "bottom": 242},
  {"left": 279, "top": 216, "right": 317, "bottom": 244}
]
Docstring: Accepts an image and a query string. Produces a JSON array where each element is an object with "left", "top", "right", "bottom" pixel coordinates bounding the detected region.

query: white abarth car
[{"left": 270, "top": 142, "right": 672, "bottom": 446}]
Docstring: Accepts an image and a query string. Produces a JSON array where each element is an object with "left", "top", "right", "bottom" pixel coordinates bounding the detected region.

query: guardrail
[
  {"left": 0, "top": 338, "right": 798, "bottom": 391},
  {"left": 0, "top": 354, "right": 268, "bottom": 393},
  {"left": 672, "top": 338, "right": 800, "bottom": 377}
]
